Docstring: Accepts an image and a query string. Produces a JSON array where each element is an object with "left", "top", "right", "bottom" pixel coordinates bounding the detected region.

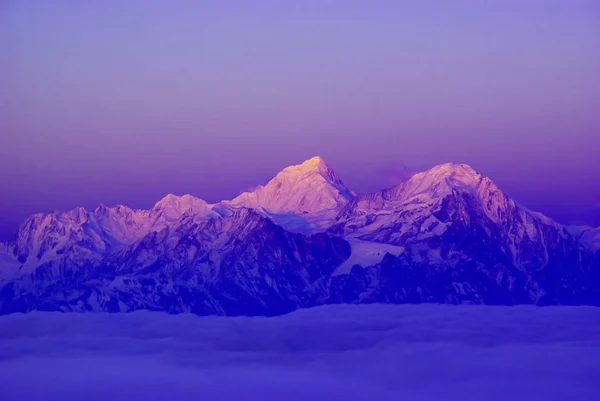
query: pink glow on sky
[{"left": 1, "top": 0, "right": 599, "bottom": 239}]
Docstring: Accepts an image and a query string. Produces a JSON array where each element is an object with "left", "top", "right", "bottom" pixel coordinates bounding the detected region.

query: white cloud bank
[{"left": 1, "top": 304, "right": 599, "bottom": 401}]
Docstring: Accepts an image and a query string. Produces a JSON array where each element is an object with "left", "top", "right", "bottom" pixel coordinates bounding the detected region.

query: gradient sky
[{"left": 1, "top": 0, "right": 599, "bottom": 240}]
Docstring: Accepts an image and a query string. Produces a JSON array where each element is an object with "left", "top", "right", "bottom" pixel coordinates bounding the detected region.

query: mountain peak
[
  {"left": 153, "top": 194, "right": 212, "bottom": 222},
  {"left": 229, "top": 157, "right": 354, "bottom": 216},
  {"left": 405, "top": 162, "right": 482, "bottom": 192},
  {"left": 426, "top": 162, "right": 480, "bottom": 180},
  {"left": 376, "top": 162, "right": 492, "bottom": 209},
  {"left": 299, "top": 155, "right": 328, "bottom": 170},
  {"left": 154, "top": 193, "right": 179, "bottom": 207},
  {"left": 60, "top": 207, "right": 89, "bottom": 223},
  {"left": 279, "top": 156, "right": 330, "bottom": 177},
  {"left": 154, "top": 194, "right": 208, "bottom": 209}
]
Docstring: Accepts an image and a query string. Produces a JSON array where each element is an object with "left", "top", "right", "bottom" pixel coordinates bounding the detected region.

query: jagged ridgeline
[{"left": 1, "top": 157, "right": 599, "bottom": 314}]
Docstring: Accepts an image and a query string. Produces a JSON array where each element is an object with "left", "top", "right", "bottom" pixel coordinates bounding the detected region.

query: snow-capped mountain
[
  {"left": 0, "top": 158, "right": 352, "bottom": 284},
  {"left": 331, "top": 162, "right": 572, "bottom": 255},
  {"left": 0, "top": 208, "right": 350, "bottom": 315},
  {"left": 0, "top": 158, "right": 598, "bottom": 314},
  {"left": 0, "top": 194, "right": 220, "bottom": 283},
  {"left": 329, "top": 163, "right": 598, "bottom": 305},
  {"left": 225, "top": 156, "right": 355, "bottom": 233},
  {"left": 150, "top": 194, "right": 218, "bottom": 226},
  {"left": 229, "top": 156, "right": 354, "bottom": 213}
]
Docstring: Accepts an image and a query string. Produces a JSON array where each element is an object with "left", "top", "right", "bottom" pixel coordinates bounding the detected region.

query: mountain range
[{"left": 1, "top": 156, "right": 599, "bottom": 315}]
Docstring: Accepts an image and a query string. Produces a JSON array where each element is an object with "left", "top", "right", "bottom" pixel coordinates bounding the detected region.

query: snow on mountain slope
[
  {"left": 0, "top": 194, "right": 219, "bottom": 282},
  {"left": 331, "top": 162, "right": 574, "bottom": 259},
  {"left": 568, "top": 226, "right": 600, "bottom": 252},
  {"left": 328, "top": 163, "right": 598, "bottom": 306},
  {"left": 0, "top": 244, "right": 19, "bottom": 283},
  {"left": 1, "top": 159, "right": 598, "bottom": 313},
  {"left": 150, "top": 194, "right": 217, "bottom": 227},
  {"left": 584, "top": 227, "right": 600, "bottom": 251},
  {"left": 0, "top": 156, "right": 355, "bottom": 284},
  {"left": 335, "top": 163, "right": 510, "bottom": 228},
  {"left": 333, "top": 239, "right": 404, "bottom": 276},
  {"left": 92, "top": 204, "right": 145, "bottom": 244},
  {"left": 0, "top": 208, "right": 351, "bottom": 315},
  {"left": 229, "top": 156, "right": 354, "bottom": 213},
  {"left": 7, "top": 209, "right": 114, "bottom": 278},
  {"left": 225, "top": 157, "right": 355, "bottom": 233}
]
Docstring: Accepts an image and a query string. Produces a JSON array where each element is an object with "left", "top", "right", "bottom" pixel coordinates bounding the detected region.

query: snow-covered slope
[
  {"left": 0, "top": 194, "right": 219, "bottom": 283},
  {"left": 0, "top": 208, "right": 351, "bottom": 315},
  {"left": 333, "top": 239, "right": 404, "bottom": 276},
  {"left": 225, "top": 156, "right": 354, "bottom": 233},
  {"left": 328, "top": 163, "right": 597, "bottom": 305},
  {"left": 229, "top": 156, "right": 354, "bottom": 213},
  {"left": 149, "top": 194, "right": 217, "bottom": 227},
  {"left": 569, "top": 225, "right": 600, "bottom": 252},
  {"left": 0, "top": 243, "right": 20, "bottom": 283},
  {"left": 331, "top": 162, "right": 574, "bottom": 261},
  {"left": 333, "top": 163, "right": 517, "bottom": 237},
  {"left": 0, "top": 156, "right": 354, "bottom": 284}
]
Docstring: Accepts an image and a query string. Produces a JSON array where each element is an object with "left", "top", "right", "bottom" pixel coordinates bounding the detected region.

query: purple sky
[{"left": 1, "top": 0, "right": 599, "bottom": 240}]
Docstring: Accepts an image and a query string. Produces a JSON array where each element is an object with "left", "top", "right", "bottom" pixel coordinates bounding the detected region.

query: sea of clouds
[{"left": 1, "top": 304, "right": 599, "bottom": 401}]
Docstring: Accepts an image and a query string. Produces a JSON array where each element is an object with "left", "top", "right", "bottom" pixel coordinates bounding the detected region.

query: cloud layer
[{"left": 1, "top": 304, "right": 599, "bottom": 400}]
